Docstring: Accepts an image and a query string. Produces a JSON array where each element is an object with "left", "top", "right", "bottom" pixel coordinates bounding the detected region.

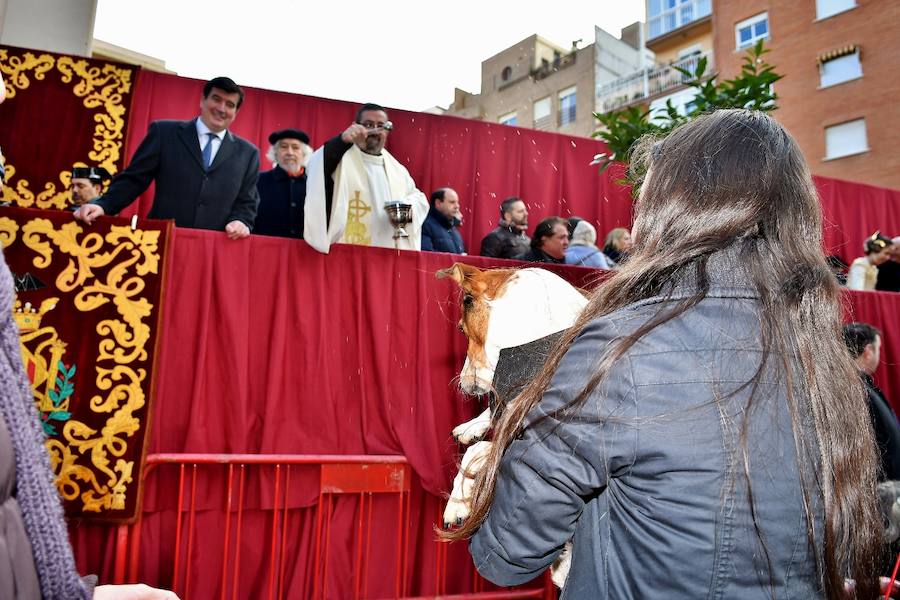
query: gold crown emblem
[{"left": 14, "top": 298, "right": 58, "bottom": 333}]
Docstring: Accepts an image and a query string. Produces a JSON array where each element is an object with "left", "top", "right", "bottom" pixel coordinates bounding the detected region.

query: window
[
  {"left": 499, "top": 111, "right": 518, "bottom": 126},
  {"left": 816, "top": 0, "right": 856, "bottom": 20},
  {"left": 825, "top": 119, "right": 868, "bottom": 159},
  {"left": 648, "top": 0, "right": 712, "bottom": 40},
  {"left": 533, "top": 97, "right": 551, "bottom": 121},
  {"left": 678, "top": 43, "right": 703, "bottom": 59},
  {"left": 558, "top": 86, "right": 577, "bottom": 126},
  {"left": 820, "top": 51, "right": 862, "bottom": 87},
  {"left": 501, "top": 66, "right": 512, "bottom": 82},
  {"left": 735, "top": 13, "right": 769, "bottom": 49}
]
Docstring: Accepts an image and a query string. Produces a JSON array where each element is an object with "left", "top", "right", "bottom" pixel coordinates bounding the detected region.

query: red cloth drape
[
  {"left": 816, "top": 176, "right": 900, "bottom": 264},
  {"left": 69, "top": 232, "right": 598, "bottom": 597},
  {"left": 119, "top": 71, "right": 900, "bottom": 267},
  {"left": 845, "top": 289, "right": 900, "bottom": 407},
  {"left": 66, "top": 230, "right": 900, "bottom": 597},
  {"left": 120, "top": 70, "right": 635, "bottom": 248}
]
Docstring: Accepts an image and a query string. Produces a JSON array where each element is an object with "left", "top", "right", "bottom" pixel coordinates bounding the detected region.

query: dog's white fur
[
  {"left": 443, "top": 266, "right": 587, "bottom": 588},
  {"left": 453, "top": 268, "right": 589, "bottom": 442}
]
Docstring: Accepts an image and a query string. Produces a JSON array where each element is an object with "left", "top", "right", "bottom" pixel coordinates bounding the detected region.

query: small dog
[{"left": 437, "top": 263, "right": 587, "bottom": 587}]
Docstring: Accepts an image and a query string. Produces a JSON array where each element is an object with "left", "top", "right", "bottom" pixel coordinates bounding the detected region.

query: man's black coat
[{"left": 97, "top": 118, "right": 260, "bottom": 230}]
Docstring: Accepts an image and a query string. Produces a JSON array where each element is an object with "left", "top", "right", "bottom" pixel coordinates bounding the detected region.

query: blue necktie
[{"left": 202, "top": 133, "right": 216, "bottom": 170}]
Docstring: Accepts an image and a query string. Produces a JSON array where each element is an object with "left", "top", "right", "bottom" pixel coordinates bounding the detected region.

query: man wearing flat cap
[
  {"left": 68, "top": 166, "right": 111, "bottom": 211},
  {"left": 255, "top": 129, "right": 312, "bottom": 238}
]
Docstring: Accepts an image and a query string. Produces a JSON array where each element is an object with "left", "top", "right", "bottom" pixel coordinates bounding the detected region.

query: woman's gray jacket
[{"left": 470, "top": 257, "right": 825, "bottom": 599}]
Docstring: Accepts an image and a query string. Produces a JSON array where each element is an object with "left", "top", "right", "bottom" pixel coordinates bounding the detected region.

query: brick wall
[{"left": 712, "top": 0, "right": 900, "bottom": 189}]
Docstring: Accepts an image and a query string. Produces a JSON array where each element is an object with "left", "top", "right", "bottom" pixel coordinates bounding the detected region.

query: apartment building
[
  {"left": 598, "top": 0, "right": 713, "bottom": 116},
  {"left": 713, "top": 0, "right": 899, "bottom": 189},
  {"left": 446, "top": 26, "right": 647, "bottom": 138},
  {"left": 596, "top": 0, "right": 899, "bottom": 190}
]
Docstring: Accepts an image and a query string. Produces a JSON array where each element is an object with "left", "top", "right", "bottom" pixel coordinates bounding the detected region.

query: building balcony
[
  {"left": 647, "top": 0, "right": 712, "bottom": 43},
  {"left": 595, "top": 50, "right": 712, "bottom": 114},
  {"left": 531, "top": 52, "right": 577, "bottom": 81}
]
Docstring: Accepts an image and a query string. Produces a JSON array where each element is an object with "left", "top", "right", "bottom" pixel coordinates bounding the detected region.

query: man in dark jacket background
[
  {"left": 844, "top": 322, "right": 900, "bottom": 480},
  {"left": 421, "top": 188, "right": 464, "bottom": 254},
  {"left": 255, "top": 129, "right": 311, "bottom": 238},
  {"left": 515, "top": 216, "right": 568, "bottom": 264},
  {"left": 480, "top": 197, "right": 530, "bottom": 258}
]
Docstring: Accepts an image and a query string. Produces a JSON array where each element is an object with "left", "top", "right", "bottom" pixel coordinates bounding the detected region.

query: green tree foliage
[{"left": 591, "top": 40, "right": 783, "bottom": 176}]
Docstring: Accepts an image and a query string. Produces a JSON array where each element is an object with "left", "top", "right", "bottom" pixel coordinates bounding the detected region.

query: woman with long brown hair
[{"left": 445, "top": 109, "right": 883, "bottom": 598}]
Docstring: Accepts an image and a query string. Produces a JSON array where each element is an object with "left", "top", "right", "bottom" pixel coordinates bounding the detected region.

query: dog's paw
[
  {"left": 442, "top": 496, "right": 470, "bottom": 528},
  {"left": 443, "top": 441, "right": 493, "bottom": 527},
  {"left": 550, "top": 541, "right": 573, "bottom": 589},
  {"left": 452, "top": 421, "right": 488, "bottom": 445},
  {"left": 452, "top": 409, "right": 492, "bottom": 445}
]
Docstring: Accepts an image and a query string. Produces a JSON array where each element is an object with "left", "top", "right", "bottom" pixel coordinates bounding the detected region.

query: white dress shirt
[{"left": 195, "top": 118, "right": 226, "bottom": 165}]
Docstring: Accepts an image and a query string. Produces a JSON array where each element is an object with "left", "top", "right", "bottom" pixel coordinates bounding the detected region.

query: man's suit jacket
[{"left": 97, "top": 118, "right": 260, "bottom": 231}]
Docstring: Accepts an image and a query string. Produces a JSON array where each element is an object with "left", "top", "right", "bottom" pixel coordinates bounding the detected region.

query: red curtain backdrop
[
  {"left": 67, "top": 231, "right": 900, "bottom": 597},
  {"left": 118, "top": 71, "right": 900, "bottom": 265},
  {"left": 816, "top": 176, "right": 900, "bottom": 264},
  {"left": 120, "top": 70, "right": 635, "bottom": 248},
  {"left": 68, "top": 232, "right": 600, "bottom": 597},
  {"left": 845, "top": 289, "right": 900, "bottom": 405}
]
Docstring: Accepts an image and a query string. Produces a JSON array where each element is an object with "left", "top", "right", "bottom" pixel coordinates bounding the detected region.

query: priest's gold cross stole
[{"left": 344, "top": 190, "right": 372, "bottom": 246}]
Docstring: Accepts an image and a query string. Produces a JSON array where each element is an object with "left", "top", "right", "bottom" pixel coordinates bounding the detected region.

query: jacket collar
[
  {"left": 675, "top": 245, "right": 760, "bottom": 299},
  {"left": 427, "top": 206, "right": 459, "bottom": 229},
  {"left": 269, "top": 165, "right": 306, "bottom": 180},
  {"left": 498, "top": 222, "right": 526, "bottom": 237},
  {"left": 177, "top": 119, "right": 204, "bottom": 169},
  {"left": 632, "top": 244, "right": 761, "bottom": 306}
]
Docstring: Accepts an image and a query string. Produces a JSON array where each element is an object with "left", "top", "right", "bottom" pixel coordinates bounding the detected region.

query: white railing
[
  {"left": 648, "top": 0, "right": 712, "bottom": 40},
  {"left": 596, "top": 51, "right": 713, "bottom": 114}
]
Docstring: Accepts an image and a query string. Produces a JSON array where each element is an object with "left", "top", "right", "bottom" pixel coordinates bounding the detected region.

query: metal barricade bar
[{"left": 113, "top": 453, "right": 551, "bottom": 599}]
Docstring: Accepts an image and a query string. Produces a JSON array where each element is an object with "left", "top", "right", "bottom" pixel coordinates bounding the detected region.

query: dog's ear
[{"left": 436, "top": 263, "right": 481, "bottom": 289}]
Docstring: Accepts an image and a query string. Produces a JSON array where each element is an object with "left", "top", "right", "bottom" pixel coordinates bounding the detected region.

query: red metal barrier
[{"left": 113, "top": 453, "right": 554, "bottom": 600}]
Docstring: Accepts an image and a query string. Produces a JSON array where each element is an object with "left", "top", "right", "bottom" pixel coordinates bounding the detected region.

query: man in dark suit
[{"left": 74, "top": 76, "right": 259, "bottom": 239}]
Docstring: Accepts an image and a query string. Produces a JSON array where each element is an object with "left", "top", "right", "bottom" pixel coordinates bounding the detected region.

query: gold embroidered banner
[
  {"left": 0, "top": 45, "right": 137, "bottom": 210},
  {"left": 0, "top": 206, "right": 171, "bottom": 522}
]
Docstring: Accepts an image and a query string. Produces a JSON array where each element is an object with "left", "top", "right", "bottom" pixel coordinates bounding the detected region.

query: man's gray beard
[{"left": 278, "top": 161, "right": 302, "bottom": 175}]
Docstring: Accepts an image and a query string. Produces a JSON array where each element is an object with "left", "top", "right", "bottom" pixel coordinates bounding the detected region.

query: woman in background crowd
[
  {"left": 564, "top": 220, "right": 611, "bottom": 269},
  {"left": 602, "top": 226, "right": 632, "bottom": 266},
  {"left": 875, "top": 236, "right": 900, "bottom": 292},
  {"left": 847, "top": 232, "right": 894, "bottom": 291}
]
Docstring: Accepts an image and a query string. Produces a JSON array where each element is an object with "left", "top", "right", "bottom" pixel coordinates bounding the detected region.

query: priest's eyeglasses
[{"left": 359, "top": 120, "right": 394, "bottom": 134}]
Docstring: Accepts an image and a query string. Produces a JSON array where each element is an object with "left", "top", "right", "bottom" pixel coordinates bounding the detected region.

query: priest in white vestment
[{"left": 304, "top": 103, "right": 428, "bottom": 253}]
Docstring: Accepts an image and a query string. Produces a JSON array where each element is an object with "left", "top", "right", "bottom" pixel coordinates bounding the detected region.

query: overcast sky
[{"left": 93, "top": 0, "right": 645, "bottom": 111}]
